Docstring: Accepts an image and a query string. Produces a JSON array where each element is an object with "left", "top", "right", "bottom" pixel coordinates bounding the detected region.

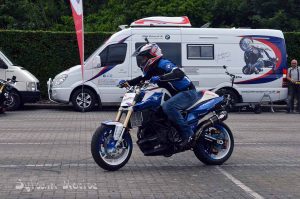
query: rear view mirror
[{"left": 92, "top": 55, "right": 101, "bottom": 68}]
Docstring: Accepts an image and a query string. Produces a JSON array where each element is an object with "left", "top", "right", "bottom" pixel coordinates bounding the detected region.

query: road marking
[
  {"left": 217, "top": 166, "right": 264, "bottom": 199},
  {"left": 235, "top": 142, "right": 300, "bottom": 145},
  {"left": 0, "top": 142, "right": 298, "bottom": 145},
  {"left": 0, "top": 142, "right": 89, "bottom": 145},
  {"left": 0, "top": 143, "right": 55, "bottom": 145},
  {"left": 0, "top": 163, "right": 299, "bottom": 169}
]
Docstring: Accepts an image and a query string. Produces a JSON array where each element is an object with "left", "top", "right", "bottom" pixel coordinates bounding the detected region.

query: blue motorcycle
[{"left": 91, "top": 81, "right": 234, "bottom": 171}]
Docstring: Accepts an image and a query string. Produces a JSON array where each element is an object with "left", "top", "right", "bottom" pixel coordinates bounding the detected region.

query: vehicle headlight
[
  {"left": 26, "top": 82, "right": 37, "bottom": 91},
  {"left": 53, "top": 74, "right": 68, "bottom": 86}
]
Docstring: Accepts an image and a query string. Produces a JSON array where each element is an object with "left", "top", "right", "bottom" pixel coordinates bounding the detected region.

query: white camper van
[
  {"left": 47, "top": 16, "right": 288, "bottom": 111},
  {"left": 0, "top": 51, "right": 40, "bottom": 110}
]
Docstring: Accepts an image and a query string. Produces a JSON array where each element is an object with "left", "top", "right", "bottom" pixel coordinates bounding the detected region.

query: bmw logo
[{"left": 165, "top": 34, "right": 170, "bottom": 40}]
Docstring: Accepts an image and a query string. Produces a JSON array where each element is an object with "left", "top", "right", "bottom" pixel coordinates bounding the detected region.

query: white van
[
  {"left": 47, "top": 16, "right": 288, "bottom": 111},
  {"left": 0, "top": 51, "right": 40, "bottom": 110}
]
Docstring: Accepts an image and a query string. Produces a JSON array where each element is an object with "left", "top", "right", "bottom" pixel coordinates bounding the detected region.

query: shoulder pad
[{"left": 157, "top": 59, "right": 176, "bottom": 72}]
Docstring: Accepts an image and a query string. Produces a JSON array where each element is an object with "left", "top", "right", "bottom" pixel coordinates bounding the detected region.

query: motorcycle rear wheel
[
  {"left": 91, "top": 125, "right": 133, "bottom": 171},
  {"left": 193, "top": 122, "right": 234, "bottom": 165}
]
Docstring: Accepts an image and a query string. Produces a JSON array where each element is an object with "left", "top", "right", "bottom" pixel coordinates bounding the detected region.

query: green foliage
[
  {"left": 0, "top": 30, "right": 111, "bottom": 98},
  {"left": 1, "top": 0, "right": 300, "bottom": 32},
  {"left": 284, "top": 32, "right": 300, "bottom": 64}
]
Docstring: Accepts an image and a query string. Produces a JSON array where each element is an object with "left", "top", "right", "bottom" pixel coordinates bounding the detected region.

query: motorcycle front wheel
[
  {"left": 193, "top": 122, "right": 234, "bottom": 165},
  {"left": 91, "top": 125, "right": 133, "bottom": 171}
]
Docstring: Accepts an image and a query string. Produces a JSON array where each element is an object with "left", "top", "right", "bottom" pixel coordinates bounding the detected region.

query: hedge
[
  {"left": 284, "top": 32, "right": 300, "bottom": 64},
  {"left": 0, "top": 30, "right": 112, "bottom": 99},
  {"left": 0, "top": 30, "right": 299, "bottom": 100}
]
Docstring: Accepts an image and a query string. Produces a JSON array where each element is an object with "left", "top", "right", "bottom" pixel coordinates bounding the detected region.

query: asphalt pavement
[{"left": 0, "top": 106, "right": 299, "bottom": 199}]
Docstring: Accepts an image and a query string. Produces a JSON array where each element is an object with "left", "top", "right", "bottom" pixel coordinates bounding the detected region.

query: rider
[{"left": 119, "top": 43, "right": 199, "bottom": 148}]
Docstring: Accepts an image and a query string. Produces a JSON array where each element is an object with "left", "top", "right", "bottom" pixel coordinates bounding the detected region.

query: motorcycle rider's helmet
[
  {"left": 240, "top": 37, "right": 253, "bottom": 51},
  {"left": 132, "top": 43, "right": 163, "bottom": 73}
]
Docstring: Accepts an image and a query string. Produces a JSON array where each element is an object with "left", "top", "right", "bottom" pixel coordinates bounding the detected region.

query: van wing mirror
[{"left": 92, "top": 55, "right": 101, "bottom": 68}]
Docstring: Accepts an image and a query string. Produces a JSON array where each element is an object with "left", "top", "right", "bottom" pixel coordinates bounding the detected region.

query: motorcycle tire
[
  {"left": 91, "top": 125, "right": 133, "bottom": 171},
  {"left": 193, "top": 122, "right": 234, "bottom": 165},
  {"left": 6, "top": 91, "right": 21, "bottom": 111}
]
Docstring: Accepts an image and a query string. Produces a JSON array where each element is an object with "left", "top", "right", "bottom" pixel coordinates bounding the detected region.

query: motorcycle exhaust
[{"left": 194, "top": 111, "right": 228, "bottom": 141}]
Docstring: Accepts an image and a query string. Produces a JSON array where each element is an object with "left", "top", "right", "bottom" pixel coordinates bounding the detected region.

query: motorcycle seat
[{"left": 186, "top": 91, "right": 205, "bottom": 111}]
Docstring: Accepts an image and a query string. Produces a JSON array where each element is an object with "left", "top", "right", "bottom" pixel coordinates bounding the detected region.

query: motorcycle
[
  {"left": 0, "top": 76, "right": 16, "bottom": 113},
  {"left": 91, "top": 81, "right": 234, "bottom": 171}
]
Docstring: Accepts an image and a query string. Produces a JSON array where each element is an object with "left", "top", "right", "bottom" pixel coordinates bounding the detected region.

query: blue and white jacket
[{"left": 128, "top": 58, "right": 194, "bottom": 96}]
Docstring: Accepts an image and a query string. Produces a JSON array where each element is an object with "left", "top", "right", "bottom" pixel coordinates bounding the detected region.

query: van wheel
[
  {"left": 71, "top": 88, "right": 96, "bottom": 112},
  {"left": 216, "top": 88, "right": 239, "bottom": 111},
  {"left": 6, "top": 91, "right": 21, "bottom": 111}
]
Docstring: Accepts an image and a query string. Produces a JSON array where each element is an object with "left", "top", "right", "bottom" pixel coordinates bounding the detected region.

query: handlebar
[
  {"left": 1, "top": 76, "right": 17, "bottom": 85},
  {"left": 117, "top": 80, "right": 156, "bottom": 93}
]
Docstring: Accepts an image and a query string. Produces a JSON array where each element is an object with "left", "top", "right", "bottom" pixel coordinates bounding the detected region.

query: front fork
[
  {"left": 115, "top": 105, "right": 135, "bottom": 147},
  {"left": 115, "top": 88, "right": 142, "bottom": 146}
]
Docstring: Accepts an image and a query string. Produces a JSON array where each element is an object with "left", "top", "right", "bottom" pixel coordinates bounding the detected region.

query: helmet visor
[
  {"left": 132, "top": 45, "right": 143, "bottom": 57},
  {"left": 140, "top": 56, "right": 148, "bottom": 68}
]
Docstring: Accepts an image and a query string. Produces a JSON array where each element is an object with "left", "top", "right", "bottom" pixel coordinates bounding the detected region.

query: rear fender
[{"left": 186, "top": 96, "right": 224, "bottom": 123}]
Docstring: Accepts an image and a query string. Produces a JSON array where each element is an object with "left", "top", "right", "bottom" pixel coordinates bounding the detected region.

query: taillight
[{"left": 282, "top": 68, "right": 288, "bottom": 88}]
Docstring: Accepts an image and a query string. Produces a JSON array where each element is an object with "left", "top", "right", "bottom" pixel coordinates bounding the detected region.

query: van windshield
[{"left": 0, "top": 51, "right": 13, "bottom": 66}]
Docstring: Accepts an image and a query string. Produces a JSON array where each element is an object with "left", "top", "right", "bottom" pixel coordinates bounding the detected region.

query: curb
[{"left": 25, "top": 103, "right": 71, "bottom": 109}]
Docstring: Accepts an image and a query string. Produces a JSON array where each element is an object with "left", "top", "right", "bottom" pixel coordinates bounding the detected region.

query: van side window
[
  {"left": 187, "top": 44, "right": 214, "bottom": 60},
  {"left": 0, "top": 58, "right": 7, "bottom": 69},
  {"left": 99, "top": 43, "right": 127, "bottom": 66},
  {"left": 135, "top": 43, "right": 182, "bottom": 66}
]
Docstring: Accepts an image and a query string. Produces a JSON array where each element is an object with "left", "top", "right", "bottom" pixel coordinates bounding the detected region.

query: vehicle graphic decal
[{"left": 236, "top": 35, "right": 286, "bottom": 84}]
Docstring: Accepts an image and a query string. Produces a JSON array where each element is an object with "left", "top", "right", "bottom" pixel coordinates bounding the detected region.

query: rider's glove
[
  {"left": 118, "top": 80, "right": 129, "bottom": 88},
  {"left": 150, "top": 76, "right": 160, "bottom": 84}
]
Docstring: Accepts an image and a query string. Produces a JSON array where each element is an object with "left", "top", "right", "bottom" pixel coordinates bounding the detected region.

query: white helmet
[{"left": 132, "top": 43, "right": 163, "bottom": 72}]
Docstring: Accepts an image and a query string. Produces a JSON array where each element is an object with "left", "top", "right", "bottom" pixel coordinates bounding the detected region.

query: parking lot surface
[{"left": 0, "top": 107, "right": 299, "bottom": 199}]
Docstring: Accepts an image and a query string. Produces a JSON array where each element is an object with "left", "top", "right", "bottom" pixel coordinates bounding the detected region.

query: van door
[
  {"left": 92, "top": 42, "right": 131, "bottom": 104},
  {"left": 131, "top": 29, "right": 182, "bottom": 78}
]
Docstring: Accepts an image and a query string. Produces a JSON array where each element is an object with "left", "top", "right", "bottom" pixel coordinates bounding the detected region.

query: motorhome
[
  {"left": 0, "top": 51, "right": 40, "bottom": 110},
  {"left": 47, "top": 16, "right": 288, "bottom": 111}
]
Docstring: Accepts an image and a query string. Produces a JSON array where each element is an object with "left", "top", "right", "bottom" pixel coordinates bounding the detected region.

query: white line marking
[
  {"left": 0, "top": 143, "right": 54, "bottom": 145},
  {"left": 0, "top": 163, "right": 299, "bottom": 169},
  {"left": 217, "top": 166, "right": 264, "bottom": 199},
  {"left": 0, "top": 142, "right": 297, "bottom": 145}
]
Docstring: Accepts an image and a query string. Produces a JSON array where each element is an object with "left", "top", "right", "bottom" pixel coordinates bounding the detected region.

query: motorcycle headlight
[
  {"left": 53, "top": 74, "right": 68, "bottom": 86},
  {"left": 26, "top": 82, "right": 37, "bottom": 91}
]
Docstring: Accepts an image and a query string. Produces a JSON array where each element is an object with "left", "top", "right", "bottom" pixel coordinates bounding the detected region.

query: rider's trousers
[{"left": 162, "top": 89, "right": 199, "bottom": 140}]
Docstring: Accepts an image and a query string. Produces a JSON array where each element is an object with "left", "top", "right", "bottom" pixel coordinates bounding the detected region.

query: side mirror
[
  {"left": 223, "top": 65, "right": 227, "bottom": 69},
  {"left": 92, "top": 55, "right": 101, "bottom": 68},
  {"left": 12, "top": 76, "right": 16, "bottom": 81}
]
